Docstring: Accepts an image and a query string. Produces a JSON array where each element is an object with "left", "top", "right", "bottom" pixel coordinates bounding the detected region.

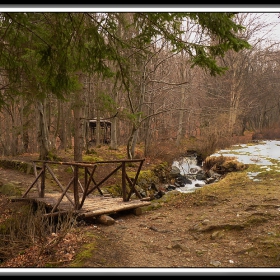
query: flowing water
[
  {"left": 171, "top": 140, "right": 280, "bottom": 193},
  {"left": 171, "top": 155, "right": 206, "bottom": 193}
]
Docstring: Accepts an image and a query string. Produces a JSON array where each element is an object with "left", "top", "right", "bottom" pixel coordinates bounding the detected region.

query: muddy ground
[{"left": 0, "top": 151, "right": 280, "bottom": 274}]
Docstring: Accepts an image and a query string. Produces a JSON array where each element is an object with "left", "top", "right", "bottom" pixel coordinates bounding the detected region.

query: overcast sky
[
  {"left": 0, "top": 6, "right": 279, "bottom": 43},
  {"left": 258, "top": 12, "right": 280, "bottom": 42}
]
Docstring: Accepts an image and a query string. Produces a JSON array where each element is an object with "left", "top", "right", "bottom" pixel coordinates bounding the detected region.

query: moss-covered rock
[
  {"left": 105, "top": 184, "right": 122, "bottom": 197},
  {"left": 135, "top": 170, "right": 159, "bottom": 189},
  {"left": 0, "top": 160, "right": 34, "bottom": 175},
  {"left": 151, "top": 162, "right": 170, "bottom": 183},
  {"left": 0, "top": 182, "right": 22, "bottom": 197}
]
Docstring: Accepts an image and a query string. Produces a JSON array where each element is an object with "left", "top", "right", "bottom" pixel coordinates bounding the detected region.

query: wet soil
[{"left": 1, "top": 156, "right": 280, "bottom": 272}]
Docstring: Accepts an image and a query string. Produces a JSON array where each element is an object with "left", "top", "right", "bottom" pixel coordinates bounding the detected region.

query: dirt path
[
  {"left": 75, "top": 184, "right": 280, "bottom": 269},
  {"left": 1, "top": 166, "right": 280, "bottom": 269},
  {"left": 0, "top": 166, "right": 35, "bottom": 185}
]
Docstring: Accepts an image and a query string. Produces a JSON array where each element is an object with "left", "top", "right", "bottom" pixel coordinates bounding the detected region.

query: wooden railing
[{"left": 22, "top": 159, "right": 145, "bottom": 212}]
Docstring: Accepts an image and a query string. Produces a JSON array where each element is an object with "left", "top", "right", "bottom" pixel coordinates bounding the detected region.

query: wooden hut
[{"left": 89, "top": 118, "right": 112, "bottom": 144}]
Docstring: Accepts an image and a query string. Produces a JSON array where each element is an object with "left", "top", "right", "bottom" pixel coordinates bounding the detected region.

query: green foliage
[
  {"left": 190, "top": 46, "right": 228, "bottom": 76},
  {"left": 133, "top": 12, "right": 251, "bottom": 76},
  {"left": 0, "top": 11, "right": 251, "bottom": 110},
  {"left": 96, "top": 92, "right": 117, "bottom": 113},
  {"left": 126, "top": 111, "right": 144, "bottom": 123}
]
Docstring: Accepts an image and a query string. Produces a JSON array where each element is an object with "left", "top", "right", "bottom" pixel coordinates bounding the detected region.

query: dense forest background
[{"left": 0, "top": 12, "right": 279, "bottom": 162}]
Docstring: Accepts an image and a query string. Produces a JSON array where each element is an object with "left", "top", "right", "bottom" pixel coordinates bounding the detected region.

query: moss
[
  {"left": 0, "top": 224, "right": 7, "bottom": 233},
  {"left": 268, "top": 158, "right": 279, "bottom": 165},
  {"left": 69, "top": 233, "right": 97, "bottom": 267},
  {"left": 44, "top": 263, "right": 58, "bottom": 268},
  {"left": 151, "top": 162, "right": 169, "bottom": 183},
  {"left": 64, "top": 166, "right": 73, "bottom": 174},
  {"left": 115, "top": 153, "right": 126, "bottom": 160},
  {"left": 105, "top": 184, "right": 122, "bottom": 197},
  {"left": 0, "top": 160, "right": 34, "bottom": 175},
  {"left": 85, "top": 149, "right": 97, "bottom": 155},
  {"left": 82, "top": 155, "right": 104, "bottom": 162},
  {"left": 133, "top": 169, "right": 159, "bottom": 190},
  {"left": 247, "top": 164, "right": 264, "bottom": 172},
  {"left": 246, "top": 164, "right": 280, "bottom": 181},
  {"left": 142, "top": 202, "right": 162, "bottom": 211},
  {"left": 0, "top": 183, "right": 22, "bottom": 197},
  {"left": 245, "top": 216, "right": 269, "bottom": 225},
  {"left": 46, "top": 151, "right": 62, "bottom": 162},
  {"left": 141, "top": 190, "right": 183, "bottom": 211},
  {"left": 255, "top": 169, "right": 280, "bottom": 179}
]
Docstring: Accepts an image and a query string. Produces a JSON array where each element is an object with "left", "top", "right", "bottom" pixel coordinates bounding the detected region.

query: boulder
[{"left": 96, "top": 214, "right": 115, "bottom": 225}]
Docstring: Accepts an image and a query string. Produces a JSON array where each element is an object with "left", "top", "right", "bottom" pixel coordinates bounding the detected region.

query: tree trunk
[
  {"left": 143, "top": 118, "right": 151, "bottom": 157},
  {"left": 73, "top": 104, "right": 84, "bottom": 162},
  {"left": 176, "top": 86, "right": 187, "bottom": 146},
  {"left": 110, "top": 115, "right": 118, "bottom": 150},
  {"left": 66, "top": 106, "right": 73, "bottom": 149},
  {"left": 37, "top": 100, "right": 50, "bottom": 160},
  {"left": 96, "top": 112, "right": 100, "bottom": 146},
  {"left": 130, "top": 129, "right": 138, "bottom": 158},
  {"left": 176, "top": 50, "right": 189, "bottom": 145},
  {"left": 127, "top": 124, "right": 138, "bottom": 159},
  {"left": 110, "top": 88, "right": 119, "bottom": 150},
  {"left": 73, "top": 72, "right": 85, "bottom": 162},
  {"left": 229, "top": 83, "right": 241, "bottom": 135}
]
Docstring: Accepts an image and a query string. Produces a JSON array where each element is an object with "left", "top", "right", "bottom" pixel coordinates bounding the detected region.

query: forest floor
[{"left": 1, "top": 146, "right": 280, "bottom": 274}]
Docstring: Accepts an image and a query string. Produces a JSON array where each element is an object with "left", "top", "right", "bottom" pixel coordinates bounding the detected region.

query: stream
[
  {"left": 171, "top": 154, "right": 207, "bottom": 193},
  {"left": 169, "top": 140, "right": 280, "bottom": 194}
]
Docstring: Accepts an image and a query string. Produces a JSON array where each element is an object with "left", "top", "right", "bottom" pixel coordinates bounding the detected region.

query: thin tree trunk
[
  {"left": 66, "top": 105, "right": 72, "bottom": 149},
  {"left": 110, "top": 88, "right": 119, "bottom": 150},
  {"left": 130, "top": 129, "right": 138, "bottom": 158},
  {"left": 110, "top": 116, "right": 118, "bottom": 150},
  {"left": 96, "top": 112, "right": 100, "bottom": 146},
  {"left": 73, "top": 104, "right": 84, "bottom": 162},
  {"left": 176, "top": 50, "right": 189, "bottom": 145},
  {"left": 176, "top": 86, "right": 187, "bottom": 146},
  {"left": 73, "top": 72, "right": 85, "bottom": 162},
  {"left": 57, "top": 100, "right": 67, "bottom": 150},
  {"left": 229, "top": 83, "right": 241, "bottom": 135},
  {"left": 127, "top": 124, "right": 138, "bottom": 159},
  {"left": 37, "top": 100, "right": 50, "bottom": 160}
]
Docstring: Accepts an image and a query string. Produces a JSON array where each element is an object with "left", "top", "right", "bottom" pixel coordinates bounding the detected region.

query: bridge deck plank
[{"left": 12, "top": 193, "right": 151, "bottom": 218}]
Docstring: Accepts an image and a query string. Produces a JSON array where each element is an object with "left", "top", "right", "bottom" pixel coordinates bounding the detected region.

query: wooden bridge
[{"left": 19, "top": 158, "right": 151, "bottom": 219}]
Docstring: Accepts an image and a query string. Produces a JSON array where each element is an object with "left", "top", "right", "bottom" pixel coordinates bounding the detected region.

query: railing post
[
  {"left": 122, "top": 161, "right": 127, "bottom": 201},
  {"left": 73, "top": 165, "right": 79, "bottom": 209},
  {"left": 32, "top": 162, "right": 40, "bottom": 196},
  {"left": 40, "top": 162, "right": 46, "bottom": 198}
]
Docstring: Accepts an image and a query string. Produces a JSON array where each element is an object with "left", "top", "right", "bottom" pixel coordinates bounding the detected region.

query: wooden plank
[
  {"left": 79, "top": 204, "right": 151, "bottom": 218},
  {"left": 13, "top": 193, "right": 151, "bottom": 219},
  {"left": 80, "top": 196, "right": 151, "bottom": 218}
]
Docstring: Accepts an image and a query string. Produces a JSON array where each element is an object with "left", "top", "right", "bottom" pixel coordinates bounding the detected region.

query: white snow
[
  {"left": 211, "top": 140, "right": 280, "bottom": 166},
  {"left": 174, "top": 140, "right": 280, "bottom": 193}
]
